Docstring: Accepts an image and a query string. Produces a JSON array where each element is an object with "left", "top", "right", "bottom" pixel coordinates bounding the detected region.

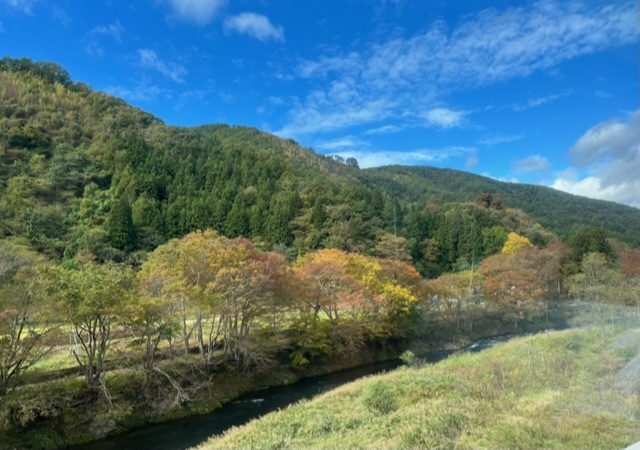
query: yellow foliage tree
[{"left": 501, "top": 232, "right": 533, "bottom": 254}]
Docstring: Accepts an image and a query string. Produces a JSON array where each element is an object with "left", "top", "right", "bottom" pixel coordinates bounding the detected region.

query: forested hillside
[
  {"left": 1, "top": 56, "right": 639, "bottom": 277},
  {"left": 365, "top": 166, "right": 640, "bottom": 244},
  {"left": 2, "top": 57, "right": 640, "bottom": 449}
]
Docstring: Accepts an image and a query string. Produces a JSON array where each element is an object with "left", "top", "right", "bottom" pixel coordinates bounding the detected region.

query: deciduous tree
[{"left": 46, "top": 262, "right": 135, "bottom": 387}]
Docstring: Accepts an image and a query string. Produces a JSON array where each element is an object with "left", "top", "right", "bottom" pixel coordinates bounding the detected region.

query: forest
[{"left": 1, "top": 57, "right": 640, "bottom": 448}]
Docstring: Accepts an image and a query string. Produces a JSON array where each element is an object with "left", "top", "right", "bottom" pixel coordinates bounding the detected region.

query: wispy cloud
[
  {"left": 513, "top": 154, "right": 551, "bottom": 173},
  {"left": 276, "top": 97, "right": 394, "bottom": 137},
  {"left": 365, "top": 124, "right": 403, "bottom": 135},
  {"left": 51, "top": 4, "right": 71, "bottom": 27},
  {"left": 551, "top": 110, "right": 640, "bottom": 208},
  {"left": 1, "top": 0, "right": 37, "bottom": 14},
  {"left": 90, "top": 21, "right": 123, "bottom": 42},
  {"left": 0, "top": 20, "right": 4, "bottom": 32},
  {"left": 277, "top": 1, "right": 636, "bottom": 137},
  {"left": 224, "top": 12, "right": 284, "bottom": 42},
  {"left": 512, "top": 90, "right": 572, "bottom": 111},
  {"left": 84, "top": 21, "right": 123, "bottom": 56},
  {"left": 103, "top": 80, "right": 165, "bottom": 103},
  {"left": 137, "top": 49, "right": 187, "bottom": 83},
  {"left": 158, "top": 0, "right": 225, "bottom": 26},
  {"left": 333, "top": 146, "right": 474, "bottom": 169},
  {"left": 478, "top": 133, "right": 523, "bottom": 146},
  {"left": 315, "top": 136, "right": 370, "bottom": 151},
  {"left": 424, "top": 108, "right": 467, "bottom": 128},
  {"left": 594, "top": 90, "right": 612, "bottom": 99}
]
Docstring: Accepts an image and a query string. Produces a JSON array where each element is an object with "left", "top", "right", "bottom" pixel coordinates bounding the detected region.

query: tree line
[{"left": 2, "top": 229, "right": 639, "bottom": 395}]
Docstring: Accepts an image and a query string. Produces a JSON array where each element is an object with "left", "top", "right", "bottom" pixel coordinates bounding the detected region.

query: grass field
[{"left": 195, "top": 326, "right": 640, "bottom": 450}]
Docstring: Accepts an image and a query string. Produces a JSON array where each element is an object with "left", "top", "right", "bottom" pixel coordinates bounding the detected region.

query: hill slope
[
  {"left": 364, "top": 166, "right": 640, "bottom": 243},
  {"left": 1, "top": 57, "right": 638, "bottom": 274},
  {"left": 195, "top": 327, "right": 640, "bottom": 450}
]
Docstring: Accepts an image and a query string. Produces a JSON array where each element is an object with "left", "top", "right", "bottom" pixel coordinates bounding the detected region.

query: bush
[
  {"left": 361, "top": 380, "right": 397, "bottom": 414},
  {"left": 399, "top": 350, "right": 416, "bottom": 366}
]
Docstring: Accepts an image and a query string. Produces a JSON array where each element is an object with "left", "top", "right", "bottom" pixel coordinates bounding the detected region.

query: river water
[{"left": 74, "top": 334, "right": 512, "bottom": 450}]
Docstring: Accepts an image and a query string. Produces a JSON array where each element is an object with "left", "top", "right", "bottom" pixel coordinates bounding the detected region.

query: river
[{"left": 73, "top": 334, "right": 513, "bottom": 450}]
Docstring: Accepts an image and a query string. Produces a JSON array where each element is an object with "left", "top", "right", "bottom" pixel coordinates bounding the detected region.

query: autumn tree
[
  {"left": 137, "top": 242, "right": 183, "bottom": 372},
  {"left": 621, "top": 249, "right": 640, "bottom": 318},
  {"left": 0, "top": 242, "right": 57, "bottom": 390},
  {"left": 206, "top": 238, "right": 287, "bottom": 368},
  {"left": 501, "top": 232, "right": 533, "bottom": 254},
  {"left": 291, "top": 249, "right": 420, "bottom": 361},
  {"left": 428, "top": 271, "right": 482, "bottom": 333},
  {"left": 46, "top": 262, "right": 135, "bottom": 387},
  {"left": 567, "top": 252, "right": 631, "bottom": 327},
  {"left": 375, "top": 232, "right": 412, "bottom": 262},
  {"left": 141, "top": 230, "right": 288, "bottom": 370},
  {"left": 293, "top": 249, "right": 360, "bottom": 324},
  {"left": 479, "top": 248, "right": 548, "bottom": 328}
]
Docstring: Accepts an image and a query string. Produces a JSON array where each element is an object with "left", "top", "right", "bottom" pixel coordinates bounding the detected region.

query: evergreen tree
[
  {"left": 105, "top": 197, "right": 137, "bottom": 251},
  {"left": 225, "top": 193, "right": 250, "bottom": 237}
]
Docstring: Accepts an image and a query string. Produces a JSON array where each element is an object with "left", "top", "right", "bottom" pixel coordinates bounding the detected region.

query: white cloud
[
  {"left": 424, "top": 108, "right": 466, "bottom": 128},
  {"left": 551, "top": 173, "right": 638, "bottom": 207},
  {"left": 365, "top": 124, "right": 403, "bottom": 135},
  {"left": 137, "top": 49, "right": 187, "bottom": 83},
  {"left": 224, "top": 13, "right": 284, "bottom": 42},
  {"left": 278, "top": 0, "right": 636, "bottom": 137},
  {"left": 84, "top": 21, "right": 124, "bottom": 56},
  {"left": 333, "top": 146, "right": 474, "bottom": 169},
  {"left": 478, "top": 134, "right": 523, "bottom": 146},
  {"left": 551, "top": 110, "right": 640, "bottom": 208},
  {"left": 513, "top": 154, "right": 551, "bottom": 173},
  {"left": 594, "top": 90, "right": 612, "bottom": 99},
  {"left": 276, "top": 97, "right": 394, "bottom": 137},
  {"left": 159, "top": 0, "right": 225, "bottom": 26},
  {"left": 1, "top": 0, "right": 37, "bottom": 13},
  {"left": 90, "top": 21, "right": 123, "bottom": 42},
  {"left": 483, "top": 173, "right": 519, "bottom": 184},
  {"left": 510, "top": 90, "right": 572, "bottom": 111},
  {"left": 103, "top": 81, "right": 165, "bottom": 103},
  {"left": 315, "top": 136, "right": 370, "bottom": 151},
  {"left": 51, "top": 5, "right": 71, "bottom": 27}
]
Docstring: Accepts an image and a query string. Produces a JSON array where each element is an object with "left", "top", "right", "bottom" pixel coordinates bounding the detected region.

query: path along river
[{"left": 74, "top": 334, "right": 514, "bottom": 450}]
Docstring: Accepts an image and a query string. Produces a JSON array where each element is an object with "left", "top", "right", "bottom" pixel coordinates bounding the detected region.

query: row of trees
[
  {"left": 0, "top": 231, "right": 423, "bottom": 391},
  {"left": 4, "top": 228, "right": 638, "bottom": 395}
]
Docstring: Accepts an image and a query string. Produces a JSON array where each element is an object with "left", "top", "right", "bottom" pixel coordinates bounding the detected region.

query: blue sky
[{"left": 1, "top": 0, "right": 638, "bottom": 207}]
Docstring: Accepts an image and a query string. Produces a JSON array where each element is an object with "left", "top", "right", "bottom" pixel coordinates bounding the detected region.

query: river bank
[
  {"left": 1, "top": 308, "right": 569, "bottom": 450},
  {"left": 196, "top": 325, "right": 640, "bottom": 450}
]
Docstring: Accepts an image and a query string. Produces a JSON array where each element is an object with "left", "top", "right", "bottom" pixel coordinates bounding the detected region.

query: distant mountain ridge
[{"left": 362, "top": 166, "right": 639, "bottom": 242}]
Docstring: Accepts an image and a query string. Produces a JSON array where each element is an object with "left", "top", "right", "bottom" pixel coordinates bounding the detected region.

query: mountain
[
  {"left": 362, "top": 166, "right": 640, "bottom": 243},
  {"left": 1, "top": 57, "right": 638, "bottom": 276}
]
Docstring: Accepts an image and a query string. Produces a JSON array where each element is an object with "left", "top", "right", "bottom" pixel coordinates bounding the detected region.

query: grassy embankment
[
  {"left": 197, "top": 326, "right": 640, "bottom": 450},
  {"left": 0, "top": 304, "right": 571, "bottom": 450}
]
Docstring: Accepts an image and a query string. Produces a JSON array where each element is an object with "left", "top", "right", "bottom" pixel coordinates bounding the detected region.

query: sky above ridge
[{"left": 1, "top": 0, "right": 638, "bottom": 208}]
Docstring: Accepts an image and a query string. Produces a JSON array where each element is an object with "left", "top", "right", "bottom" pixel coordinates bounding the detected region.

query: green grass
[{"left": 194, "top": 327, "right": 640, "bottom": 450}]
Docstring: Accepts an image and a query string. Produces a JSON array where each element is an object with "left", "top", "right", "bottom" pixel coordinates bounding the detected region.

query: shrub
[{"left": 361, "top": 380, "right": 397, "bottom": 414}]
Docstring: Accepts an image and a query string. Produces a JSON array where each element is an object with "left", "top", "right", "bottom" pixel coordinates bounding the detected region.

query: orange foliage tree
[
  {"left": 479, "top": 247, "right": 552, "bottom": 328},
  {"left": 427, "top": 271, "right": 483, "bottom": 333},
  {"left": 291, "top": 249, "right": 421, "bottom": 362},
  {"left": 139, "top": 230, "right": 287, "bottom": 368}
]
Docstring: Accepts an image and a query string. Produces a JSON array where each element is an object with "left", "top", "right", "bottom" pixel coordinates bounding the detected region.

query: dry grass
[{"left": 195, "top": 327, "right": 640, "bottom": 450}]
